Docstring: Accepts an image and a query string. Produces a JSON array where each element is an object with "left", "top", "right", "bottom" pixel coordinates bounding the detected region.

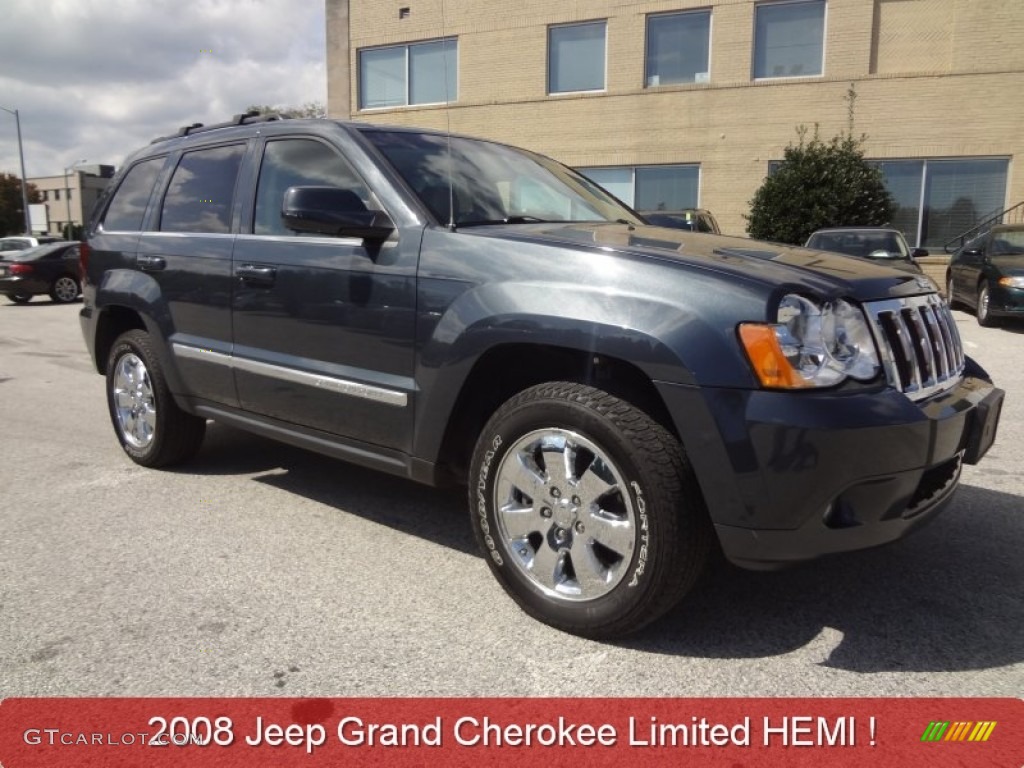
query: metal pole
[
  {"left": 63, "top": 159, "right": 86, "bottom": 239},
  {"left": 1, "top": 106, "right": 31, "bottom": 234}
]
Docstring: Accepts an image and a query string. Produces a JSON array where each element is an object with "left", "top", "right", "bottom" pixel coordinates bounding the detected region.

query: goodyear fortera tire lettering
[{"left": 468, "top": 381, "right": 711, "bottom": 638}]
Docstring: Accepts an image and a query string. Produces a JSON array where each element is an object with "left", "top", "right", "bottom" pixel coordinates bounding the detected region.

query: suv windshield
[{"left": 363, "top": 130, "right": 642, "bottom": 228}]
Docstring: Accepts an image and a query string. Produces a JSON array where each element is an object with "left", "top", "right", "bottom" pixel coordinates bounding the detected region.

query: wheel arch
[{"left": 425, "top": 341, "right": 680, "bottom": 485}]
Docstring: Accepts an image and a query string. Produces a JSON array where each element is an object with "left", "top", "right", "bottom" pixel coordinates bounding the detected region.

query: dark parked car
[
  {"left": 0, "top": 241, "right": 82, "bottom": 303},
  {"left": 79, "top": 114, "right": 1003, "bottom": 638},
  {"left": 805, "top": 227, "right": 928, "bottom": 274},
  {"left": 640, "top": 208, "right": 721, "bottom": 234},
  {"left": 946, "top": 224, "right": 1024, "bottom": 326}
]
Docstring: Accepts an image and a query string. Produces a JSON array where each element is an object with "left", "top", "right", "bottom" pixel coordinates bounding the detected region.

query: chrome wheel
[
  {"left": 52, "top": 275, "right": 79, "bottom": 303},
  {"left": 112, "top": 352, "right": 156, "bottom": 448},
  {"left": 977, "top": 284, "right": 994, "bottom": 326},
  {"left": 493, "top": 428, "right": 635, "bottom": 602}
]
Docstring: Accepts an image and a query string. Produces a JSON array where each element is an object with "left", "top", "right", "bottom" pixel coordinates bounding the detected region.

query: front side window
[
  {"left": 646, "top": 10, "right": 712, "bottom": 86},
  {"left": 359, "top": 39, "right": 457, "bottom": 109},
  {"left": 363, "top": 129, "right": 640, "bottom": 227},
  {"left": 254, "top": 139, "right": 370, "bottom": 236},
  {"left": 102, "top": 157, "right": 164, "bottom": 232},
  {"left": 549, "top": 21, "right": 607, "bottom": 93},
  {"left": 581, "top": 165, "right": 701, "bottom": 211},
  {"left": 753, "top": 0, "right": 825, "bottom": 79},
  {"left": 160, "top": 144, "right": 245, "bottom": 234}
]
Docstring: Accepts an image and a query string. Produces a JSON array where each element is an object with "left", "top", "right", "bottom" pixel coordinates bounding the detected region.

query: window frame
[
  {"left": 644, "top": 8, "right": 713, "bottom": 87},
  {"left": 358, "top": 37, "right": 458, "bottom": 111},
  {"left": 752, "top": 0, "right": 827, "bottom": 81},
  {"left": 250, "top": 136, "right": 374, "bottom": 237},
  {"left": 578, "top": 163, "right": 702, "bottom": 211},
  {"left": 99, "top": 156, "right": 167, "bottom": 234},
  {"left": 157, "top": 142, "right": 247, "bottom": 235},
  {"left": 547, "top": 20, "right": 609, "bottom": 95}
]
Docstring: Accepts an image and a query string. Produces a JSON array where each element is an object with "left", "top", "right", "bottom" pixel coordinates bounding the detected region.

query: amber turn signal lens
[{"left": 738, "top": 323, "right": 814, "bottom": 389}]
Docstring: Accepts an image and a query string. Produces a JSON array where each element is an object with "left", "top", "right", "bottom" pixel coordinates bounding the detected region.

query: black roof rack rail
[{"left": 150, "top": 111, "right": 294, "bottom": 144}]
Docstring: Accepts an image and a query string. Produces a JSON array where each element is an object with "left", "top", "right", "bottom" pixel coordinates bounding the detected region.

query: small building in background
[{"left": 28, "top": 164, "right": 115, "bottom": 237}]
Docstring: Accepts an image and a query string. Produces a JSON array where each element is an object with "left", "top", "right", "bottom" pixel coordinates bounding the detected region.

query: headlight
[
  {"left": 998, "top": 276, "right": 1024, "bottom": 289},
  {"left": 739, "top": 294, "right": 880, "bottom": 389}
]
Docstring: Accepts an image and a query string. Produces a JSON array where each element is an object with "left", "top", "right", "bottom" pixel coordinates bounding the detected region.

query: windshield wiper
[{"left": 456, "top": 215, "right": 551, "bottom": 228}]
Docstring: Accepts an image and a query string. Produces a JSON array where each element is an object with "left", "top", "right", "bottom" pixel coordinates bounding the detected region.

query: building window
[
  {"left": 874, "top": 158, "right": 1009, "bottom": 248},
  {"left": 358, "top": 38, "right": 457, "bottom": 109},
  {"left": 549, "top": 21, "right": 607, "bottom": 94},
  {"left": 753, "top": 0, "right": 825, "bottom": 79},
  {"left": 580, "top": 165, "right": 700, "bottom": 210},
  {"left": 54, "top": 189, "right": 61, "bottom": 201},
  {"left": 646, "top": 10, "right": 711, "bottom": 86}
]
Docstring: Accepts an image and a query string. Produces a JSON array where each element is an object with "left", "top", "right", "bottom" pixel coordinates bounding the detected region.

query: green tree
[
  {"left": 0, "top": 173, "right": 41, "bottom": 236},
  {"left": 244, "top": 101, "right": 326, "bottom": 118},
  {"left": 745, "top": 127, "right": 894, "bottom": 245}
]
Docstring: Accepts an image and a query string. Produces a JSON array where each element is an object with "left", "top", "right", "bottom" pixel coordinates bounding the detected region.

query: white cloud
[{"left": 0, "top": 0, "right": 326, "bottom": 176}]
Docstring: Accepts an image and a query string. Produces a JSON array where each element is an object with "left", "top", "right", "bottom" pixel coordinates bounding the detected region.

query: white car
[{"left": 0, "top": 235, "right": 66, "bottom": 253}]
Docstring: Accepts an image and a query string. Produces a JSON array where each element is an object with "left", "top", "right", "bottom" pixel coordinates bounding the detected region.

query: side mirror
[
  {"left": 911, "top": 247, "right": 929, "bottom": 259},
  {"left": 281, "top": 186, "right": 394, "bottom": 242},
  {"left": 960, "top": 247, "right": 984, "bottom": 263}
]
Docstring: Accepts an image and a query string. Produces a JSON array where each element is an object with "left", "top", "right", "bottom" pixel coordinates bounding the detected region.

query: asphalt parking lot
[{"left": 0, "top": 298, "right": 1021, "bottom": 698}]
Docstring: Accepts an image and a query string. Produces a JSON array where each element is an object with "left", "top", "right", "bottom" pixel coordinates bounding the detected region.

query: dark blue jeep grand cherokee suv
[{"left": 80, "top": 113, "right": 1004, "bottom": 637}]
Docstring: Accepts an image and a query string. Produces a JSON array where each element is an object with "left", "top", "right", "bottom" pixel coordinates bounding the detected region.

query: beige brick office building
[{"left": 327, "top": 0, "right": 1023, "bottom": 246}]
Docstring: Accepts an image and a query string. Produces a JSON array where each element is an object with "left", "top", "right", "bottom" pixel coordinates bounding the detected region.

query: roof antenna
[{"left": 441, "top": 0, "right": 456, "bottom": 230}]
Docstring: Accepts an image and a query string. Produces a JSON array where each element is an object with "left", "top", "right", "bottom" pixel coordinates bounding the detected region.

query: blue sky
[{"left": 0, "top": 0, "right": 326, "bottom": 177}]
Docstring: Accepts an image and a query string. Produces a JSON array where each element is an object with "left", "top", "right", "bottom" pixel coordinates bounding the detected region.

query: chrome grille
[{"left": 863, "top": 293, "right": 965, "bottom": 401}]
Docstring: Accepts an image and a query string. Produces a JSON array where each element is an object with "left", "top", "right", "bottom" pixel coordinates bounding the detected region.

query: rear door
[
  {"left": 230, "top": 135, "right": 417, "bottom": 452},
  {"left": 137, "top": 142, "right": 248, "bottom": 406}
]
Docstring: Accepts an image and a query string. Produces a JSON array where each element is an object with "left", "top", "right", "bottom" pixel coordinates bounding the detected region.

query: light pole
[
  {"left": 1, "top": 105, "right": 31, "bottom": 235},
  {"left": 64, "top": 159, "right": 87, "bottom": 239}
]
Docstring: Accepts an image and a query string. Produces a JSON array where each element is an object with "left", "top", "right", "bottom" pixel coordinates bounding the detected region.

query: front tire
[
  {"left": 6, "top": 293, "right": 31, "bottom": 304},
  {"left": 106, "top": 330, "right": 206, "bottom": 467},
  {"left": 469, "top": 382, "right": 711, "bottom": 638},
  {"left": 977, "top": 284, "right": 997, "bottom": 327}
]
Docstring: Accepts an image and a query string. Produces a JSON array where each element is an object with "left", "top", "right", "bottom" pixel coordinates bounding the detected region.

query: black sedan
[
  {"left": 947, "top": 224, "right": 1024, "bottom": 326},
  {"left": 0, "top": 242, "right": 82, "bottom": 304}
]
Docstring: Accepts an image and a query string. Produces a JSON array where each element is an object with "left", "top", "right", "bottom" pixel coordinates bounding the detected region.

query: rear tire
[
  {"left": 106, "top": 330, "right": 206, "bottom": 467},
  {"left": 469, "top": 381, "right": 711, "bottom": 638},
  {"left": 945, "top": 275, "right": 960, "bottom": 309},
  {"left": 49, "top": 275, "right": 80, "bottom": 303}
]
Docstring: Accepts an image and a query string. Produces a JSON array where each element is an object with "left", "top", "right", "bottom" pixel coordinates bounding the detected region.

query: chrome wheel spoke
[
  {"left": 576, "top": 460, "right": 616, "bottom": 506},
  {"left": 499, "top": 502, "right": 541, "bottom": 539},
  {"left": 530, "top": 540, "right": 565, "bottom": 591},
  {"left": 540, "top": 438, "right": 572, "bottom": 486},
  {"left": 570, "top": 540, "right": 611, "bottom": 594},
  {"left": 586, "top": 510, "right": 634, "bottom": 558}
]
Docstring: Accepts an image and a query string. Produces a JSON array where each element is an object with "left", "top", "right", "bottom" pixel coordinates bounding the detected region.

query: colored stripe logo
[{"left": 921, "top": 721, "right": 997, "bottom": 742}]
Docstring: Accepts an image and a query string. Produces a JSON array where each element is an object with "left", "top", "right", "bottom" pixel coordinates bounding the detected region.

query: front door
[{"left": 230, "top": 137, "right": 417, "bottom": 452}]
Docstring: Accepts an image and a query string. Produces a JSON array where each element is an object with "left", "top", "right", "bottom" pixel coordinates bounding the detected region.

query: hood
[
  {"left": 994, "top": 255, "right": 1024, "bottom": 276},
  {"left": 463, "top": 222, "right": 937, "bottom": 302}
]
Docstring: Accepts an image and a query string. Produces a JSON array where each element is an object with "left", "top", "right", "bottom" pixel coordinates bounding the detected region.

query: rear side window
[
  {"left": 160, "top": 144, "right": 245, "bottom": 234},
  {"left": 253, "top": 139, "right": 369, "bottom": 236},
  {"left": 102, "top": 158, "right": 164, "bottom": 232}
]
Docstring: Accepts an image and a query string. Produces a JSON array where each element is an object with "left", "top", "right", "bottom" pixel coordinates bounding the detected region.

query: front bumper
[{"left": 658, "top": 369, "right": 1004, "bottom": 569}]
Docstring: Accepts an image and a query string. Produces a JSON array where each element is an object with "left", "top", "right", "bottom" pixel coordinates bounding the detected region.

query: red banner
[{"left": 0, "top": 697, "right": 1020, "bottom": 767}]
